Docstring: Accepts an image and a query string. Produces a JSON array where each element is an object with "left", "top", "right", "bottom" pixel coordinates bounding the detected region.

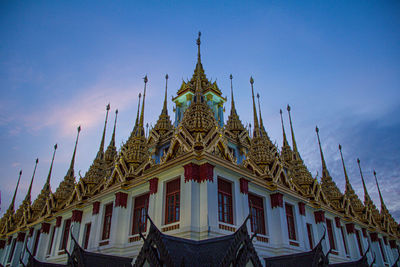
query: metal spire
[
  {"left": 373, "top": 170, "right": 386, "bottom": 211},
  {"left": 280, "top": 109, "right": 289, "bottom": 147},
  {"left": 97, "top": 104, "right": 110, "bottom": 159},
  {"left": 9, "top": 170, "right": 22, "bottom": 212},
  {"left": 250, "top": 77, "right": 260, "bottom": 137},
  {"left": 357, "top": 158, "right": 371, "bottom": 203},
  {"left": 45, "top": 144, "right": 57, "bottom": 190},
  {"left": 230, "top": 74, "right": 236, "bottom": 115},
  {"left": 287, "top": 105, "right": 298, "bottom": 153},
  {"left": 161, "top": 74, "right": 169, "bottom": 115},
  {"left": 25, "top": 158, "right": 39, "bottom": 203},
  {"left": 67, "top": 126, "right": 81, "bottom": 176},
  {"left": 109, "top": 109, "right": 118, "bottom": 147},
  {"left": 338, "top": 144, "right": 351, "bottom": 193},
  {"left": 138, "top": 75, "right": 148, "bottom": 133},
  {"left": 315, "top": 126, "right": 329, "bottom": 177},
  {"left": 197, "top": 31, "right": 201, "bottom": 64},
  {"left": 257, "top": 93, "right": 265, "bottom": 133},
  {"left": 134, "top": 93, "right": 142, "bottom": 131}
]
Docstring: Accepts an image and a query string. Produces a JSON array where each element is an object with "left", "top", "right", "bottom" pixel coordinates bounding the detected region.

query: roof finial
[
  {"left": 197, "top": 31, "right": 201, "bottom": 63},
  {"left": 161, "top": 74, "right": 169, "bottom": 115},
  {"left": 257, "top": 93, "right": 265, "bottom": 134},
  {"left": 134, "top": 93, "right": 142, "bottom": 131},
  {"left": 338, "top": 144, "right": 351, "bottom": 192},
  {"left": 25, "top": 158, "right": 39, "bottom": 203},
  {"left": 137, "top": 75, "right": 148, "bottom": 136},
  {"left": 230, "top": 74, "right": 236, "bottom": 113},
  {"left": 68, "top": 126, "right": 81, "bottom": 176},
  {"left": 287, "top": 105, "right": 298, "bottom": 153},
  {"left": 97, "top": 104, "right": 110, "bottom": 159},
  {"left": 280, "top": 109, "right": 289, "bottom": 147},
  {"left": 250, "top": 76, "right": 260, "bottom": 137},
  {"left": 373, "top": 170, "right": 386, "bottom": 211},
  {"left": 45, "top": 144, "right": 57, "bottom": 190},
  {"left": 315, "top": 126, "right": 329, "bottom": 177},
  {"left": 9, "top": 170, "right": 22, "bottom": 212},
  {"left": 109, "top": 110, "right": 118, "bottom": 147},
  {"left": 357, "top": 158, "right": 371, "bottom": 204}
]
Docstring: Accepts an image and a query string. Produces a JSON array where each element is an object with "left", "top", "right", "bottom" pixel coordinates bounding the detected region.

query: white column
[
  {"left": 297, "top": 203, "right": 307, "bottom": 250},
  {"left": 70, "top": 210, "right": 83, "bottom": 251},
  {"left": 345, "top": 225, "right": 358, "bottom": 259},
  {"left": 370, "top": 233, "right": 384, "bottom": 267},
  {"left": 36, "top": 223, "right": 51, "bottom": 261},
  {"left": 110, "top": 192, "right": 129, "bottom": 247},
  {"left": 89, "top": 202, "right": 100, "bottom": 250},
  {"left": 11, "top": 232, "right": 25, "bottom": 267},
  {"left": 269, "top": 193, "right": 286, "bottom": 249},
  {"left": 314, "top": 211, "right": 329, "bottom": 253}
]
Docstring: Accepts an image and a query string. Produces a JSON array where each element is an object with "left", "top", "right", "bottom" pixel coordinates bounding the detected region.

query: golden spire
[
  {"left": 97, "top": 104, "right": 110, "bottom": 159},
  {"left": 357, "top": 158, "right": 372, "bottom": 204},
  {"left": 105, "top": 109, "right": 118, "bottom": 164},
  {"left": 257, "top": 93, "right": 266, "bottom": 134},
  {"left": 24, "top": 158, "right": 39, "bottom": 203},
  {"left": 67, "top": 126, "right": 81, "bottom": 177},
  {"left": 230, "top": 74, "right": 236, "bottom": 115},
  {"left": 197, "top": 31, "right": 201, "bottom": 64},
  {"left": 280, "top": 109, "right": 289, "bottom": 147},
  {"left": 110, "top": 109, "right": 118, "bottom": 147},
  {"left": 250, "top": 76, "right": 260, "bottom": 137},
  {"left": 338, "top": 144, "right": 351, "bottom": 192},
  {"left": 287, "top": 105, "right": 298, "bottom": 153},
  {"left": 8, "top": 170, "right": 22, "bottom": 212},
  {"left": 373, "top": 170, "right": 386, "bottom": 211},
  {"left": 134, "top": 93, "right": 142, "bottom": 132},
  {"left": 315, "top": 126, "right": 329, "bottom": 177},
  {"left": 45, "top": 144, "right": 57, "bottom": 190},
  {"left": 136, "top": 76, "right": 147, "bottom": 136},
  {"left": 162, "top": 74, "right": 169, "bottom": 115}
]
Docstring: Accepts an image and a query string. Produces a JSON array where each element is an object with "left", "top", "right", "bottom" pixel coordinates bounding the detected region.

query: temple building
[{"left": 0, "top": 33, "right": 399, "bottom": 267}]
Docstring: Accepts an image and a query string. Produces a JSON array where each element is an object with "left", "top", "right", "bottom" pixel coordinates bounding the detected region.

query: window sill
[
  {"left": 128, "top": 234, "right": 146, "bottom": 243},
  {"left": 162, "top": 223, "right": 180, "bottom": 232},
  {"left": 99, "top": 240, "right": 110, "bottom": 246},
  {"left": 219, "top": 223, "right": 236, "bottom": 232},
  {"left": 289, "top": 240, "right": 299, "bottom": 247},
  {"left": 331, "top": 250, "right": 339, "bottom": 255},
  {"left": 255, "top": 235, "right": 269, "bottom": 243}
]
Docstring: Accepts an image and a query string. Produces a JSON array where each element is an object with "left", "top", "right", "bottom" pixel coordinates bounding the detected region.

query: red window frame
[
  {"left": 355, "top": 230, "right": 363, "bottom": 257},
  {"left": 83, "top": 223, "right": 91, "bottom": 249},
  {"left": 7, "top": 238, "right": 16, "bottom": 263},
  {"left": 47, "top": 226, "right": 55, "bottom": 255},
  {"left": 378, "top": 238, "right": 387, "bottom": 262},
  {"left": 248, "top": 193, "right": 266, "bottom": 235},
  {"left": 165, "top": 179, "right": 180, "bottom": 224},
  {"left": 60, "top": 218, "right": 71, "bottom": 250},
  {"left": 218, "top": 178, "right": 233, "bottom": 224},
  {"left": 306, "top": 223, "right": 314, "bottom": 249},
  {"left": 132, "top": 193, "right": 149, "bottom": 234},
  {"left": 285, "top": 203, "right": 296, "bottom": 240},
  {"left": 340, "top": 226, "right": 349, "bottom": 255},
  {"left": 102, "top": 203, "right": 113, "bottom": 240},
  {"left": 326, "top": 219, "right": 336, "bottom": 250}
]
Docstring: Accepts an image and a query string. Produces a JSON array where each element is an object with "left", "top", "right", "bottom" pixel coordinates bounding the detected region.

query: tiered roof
[{"left": 0, "top": 33, "right": 399, "bottom": 242}]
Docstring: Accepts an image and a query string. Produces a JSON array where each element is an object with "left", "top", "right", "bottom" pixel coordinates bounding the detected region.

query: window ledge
[
  {"left": 162, "top": 223, "right": 180, "bottom": 232},
  {"left": 99, "top": 240, "right": 110, "bottom": 246},
  {"left": 289, "top": 240, "right": 299, "bottom": 247},
  {"left": 219, "top": 223, "right": 236, "bottom": 232}
]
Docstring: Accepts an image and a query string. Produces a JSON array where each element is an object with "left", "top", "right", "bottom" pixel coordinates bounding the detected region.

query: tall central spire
[
  {"left": 25, "top": 158, "right": 39, "bottom": 203},
  {"left": 97, "top": 104, "right": 110, "bottom": 159},
  {"left": 256, "top": 93, "right": 266, "bottom": 134},
  {"left": 197, "top": 31, "right": 201, "bottom": 64},
  {"left": 9, "top": 170, "right": 22, "bottom": 212},
  {"left": 373, "top": 170, "right": 386, "bottom": 211},
  {"left": 357, "top": 158, "right": 371, "bottom": 204},
  {"left": 315, "top": 126, "right": 329, "bottom": 177},
  {"left": 250, "top": 77, "right": 260, "bottom": 137},
  {"left": 45, "top": 144, "right": 57, "bottom": 190},
  {"left": 67, "top": 126, "right": 81, "bottom": 177},
  {"left": 339, "top": 144, "right": 352, "bottom": 193},
  {"left": 280, "top": 109, "right": 289, "bottom": 147},
  {"left": 134, "top": 93, "right": 142, "bottom": 132},
  {"left": 137, "top": 75, "right": 148, "bottom": 136},
  {"left": 162, "top": 74, "right": 169, "bottom": 115},
  {"left": 230, "top": 74, "right": 236, "bottom": 115},
  {"left": 287, "top": 105, "right": 298, "bottom": 153}
]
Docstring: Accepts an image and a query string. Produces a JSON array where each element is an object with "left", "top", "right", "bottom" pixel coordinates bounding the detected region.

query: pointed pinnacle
[
  {"left": 109, "top": 109, "right": 118, "bottom": 147},
  {"left": 357, "top": 158, "right": 370, "bottom": 203},
  {"left": 280, "top": 109, "right": 289, "bottom": 147},
  {"left": 230, "top": 74, "right": 236, "bottom": 114},
  {"left": 197, "top": 31, "right": 201, "bottom": 62},
  {"left": 138, "top": 76, "right": 147, "bottom": 132},
  {"left": 9, "top": 170, "right": 22, "bottom": 212},
  {"left": 339, "top": 144, "right": 351, "bottom": 191},
  {"left": 162, "top": 74, "right": 169, "bottom": 115},
  {"left": 287, "top": 105, "right": 298, "bottom": 153},
  {"left": 25, "top": 158, "right": 39, "bottom": 203},
  {"left": 250, "top": 76, "right": 260, "bottom": 137},
  {"left": 134, "top": 93, "right": 142, "bottom": 130},
  {"left": 45, "top": 144, "right": 57, "bottom": 190},
  {"left": 98, "top": 104, "right": 110, "bottom": 158},
  {"left": 257, "top": 93, "right": 265, "bottom": 133},
  {"left": 373, "top": 170, "right": 385, "bottom": 210},
  {"left": 315, "top": 126, "right": 328, "bottom": 174},
  {"left": 69, "top": 126, "right": 81, "bottom": 174}
]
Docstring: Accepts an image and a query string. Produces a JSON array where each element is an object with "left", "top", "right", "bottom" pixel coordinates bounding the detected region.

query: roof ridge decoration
[
  {"left": 315, "top": 127, "right": 343, "bottom": 210},
  {"left": 54, "top": 126, "right": 81, "bottom": 208},
  {"left": 339, "top": 144, "right": 364, "bottom": 217}
]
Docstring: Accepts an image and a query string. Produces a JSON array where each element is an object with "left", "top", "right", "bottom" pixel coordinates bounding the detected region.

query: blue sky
[{"left": 0, "top": 1, "right": 399, "bottom": 221}]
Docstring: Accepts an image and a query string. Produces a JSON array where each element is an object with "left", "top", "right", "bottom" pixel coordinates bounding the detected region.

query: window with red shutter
[
  {"left": 47, "top": 226, "right": 55, "bottom": 255},
  {"left": 83, "top": 223, "right": 91, "bottom": 249},
  {"left": 248, "top": 194, "right": 266, "bottom": 235},
  {"left": 355, "top": 230, "right": 363, "bottom": 257},
  {"left": 340, "top": 226, "right": 349, "bottom": 255},
  {"left": 218, "top": 178, "right": 233, "bottom": 224},
  {"left": 326, "top": 219, "right": 336, "bottom": 250},
  {"left": 285, "top": 203, "right": 296, "bottom": 240},
  {"left": 102, "top": 203, "right": 113, "bottom": 240},
  {"left": 165, "top": 179, "right": 180, "bottom": 224},
  {"left": 306, "top": 223, "right": 314, "bottom": 249},
  {"left": 60, "top": 218, "right": 71, "bottom": 250},
  {"left": 132, "top": 193, "right": 149, "bottom": 234}
]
